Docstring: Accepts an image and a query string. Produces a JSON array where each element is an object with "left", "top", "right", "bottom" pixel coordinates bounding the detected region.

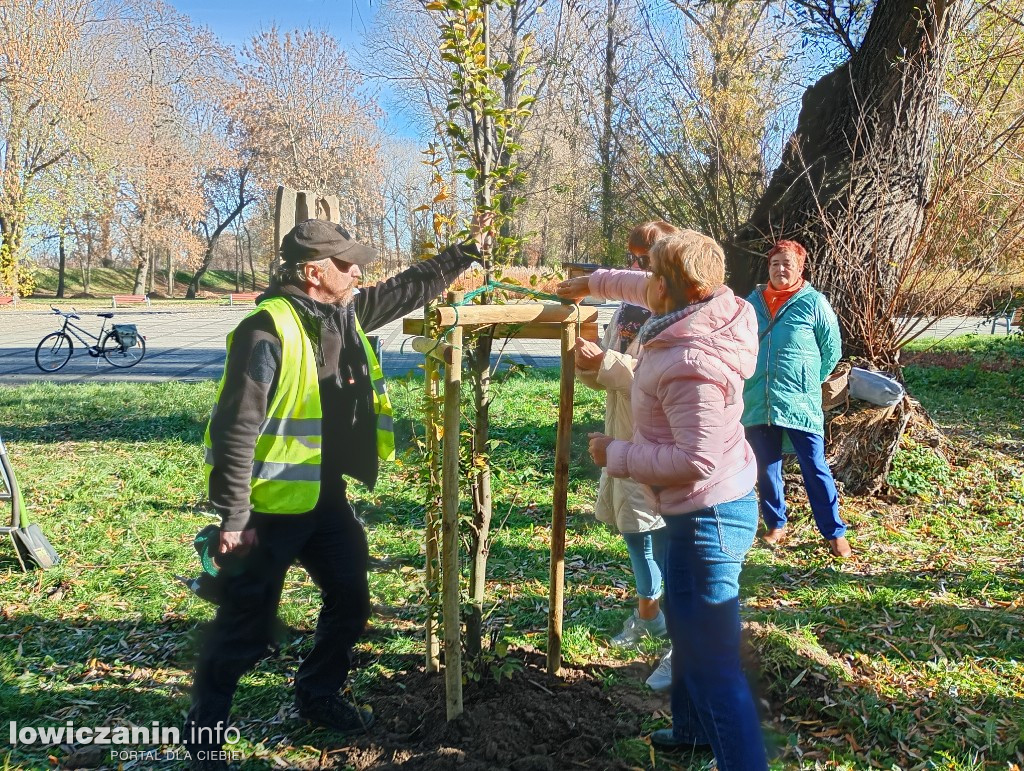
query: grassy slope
[
  {"left": 25, "top": 267, "right": 262, "bottom": 298},
  {"left": 0, "top": 338, "right": 1022, "bottom": 769}
]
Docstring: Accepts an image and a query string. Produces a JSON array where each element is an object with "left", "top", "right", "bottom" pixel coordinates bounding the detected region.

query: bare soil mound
[{"left": 327, "top": 649, "right": 664, "bottom": 771}]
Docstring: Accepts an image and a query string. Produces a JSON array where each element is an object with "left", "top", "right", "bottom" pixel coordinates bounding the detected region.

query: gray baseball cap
[{"left": 281, "top": 219, "right": 377, "bottom": 266}]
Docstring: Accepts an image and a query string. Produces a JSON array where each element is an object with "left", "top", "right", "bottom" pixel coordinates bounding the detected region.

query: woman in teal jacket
[{"left": 741, "top": 241, "right": 851, "bottom": 558}]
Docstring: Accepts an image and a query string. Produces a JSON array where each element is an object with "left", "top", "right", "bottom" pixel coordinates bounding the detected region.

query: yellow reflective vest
[{"left": 204, "top": 296, "right": 394, "bottom": 514}]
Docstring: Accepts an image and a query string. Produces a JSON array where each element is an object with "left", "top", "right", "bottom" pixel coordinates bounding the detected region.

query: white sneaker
[
  {"left": 610, "top": 610, "right": 667, "bottom": 647},
  {"left": 645, "top": 648, "right": 672, "bottom": 692}
]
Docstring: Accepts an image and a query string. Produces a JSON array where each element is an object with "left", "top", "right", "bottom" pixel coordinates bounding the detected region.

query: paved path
[
  {"left": 0, "top": 305, "right": 616, "bottom": 384},
  {"left": 0, "top": 305, "right": 1003, "bottom": 385}
]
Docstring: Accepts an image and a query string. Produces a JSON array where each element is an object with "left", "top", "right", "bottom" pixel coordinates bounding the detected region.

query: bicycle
[{"left": 35, "top": 308, "right": 147, "bottom": 372}]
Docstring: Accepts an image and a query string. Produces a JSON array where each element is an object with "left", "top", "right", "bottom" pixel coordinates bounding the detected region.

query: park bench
[
  {"left": 227, "top": 291, "right": 261, "bottom": 305},
  {"left": 0, "top": 296, "right": 15, "bottom": 306},
  {"left": 111, "top": 294, "right": 150, "bottom": 308},
  {"left": 991, "top": 302, "right": 1024, "bottom": 334}
]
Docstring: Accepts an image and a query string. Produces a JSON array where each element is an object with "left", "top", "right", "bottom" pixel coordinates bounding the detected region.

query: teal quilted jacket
[{"left": 741, "top": 283, "right": 842, "bottom": 436}]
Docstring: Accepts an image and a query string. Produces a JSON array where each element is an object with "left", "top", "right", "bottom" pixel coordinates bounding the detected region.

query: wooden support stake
[
  {"left": 411, "top": 336, "right": 455, "bottom": 365},
  {"left": 442, "top": 294, "right": 464, "bottom": 720},
  {"left": 547, "top": 320, "right": 576, "bottom": 675},
  {"left": 423, "top": 305, "right": 441, "bottom": 673},
  {"left": 434, "top": 303, "right": 596, "bottom": 327}
]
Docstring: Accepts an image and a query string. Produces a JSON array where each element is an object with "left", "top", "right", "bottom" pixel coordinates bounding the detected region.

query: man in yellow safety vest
[{"left": 184, "top": 216, "right": 490, "bottom": 770}]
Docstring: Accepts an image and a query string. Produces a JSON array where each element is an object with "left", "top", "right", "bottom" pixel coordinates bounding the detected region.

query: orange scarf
[{"left": 762, "top": 281, "right": 804, "bottom": 318}]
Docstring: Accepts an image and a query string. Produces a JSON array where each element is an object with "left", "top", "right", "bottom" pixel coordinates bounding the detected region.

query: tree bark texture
[
  {"left": 56, "top": 230, "right": 67, "bottom": 299},
  {"left": 465, "top": 332, "right": 494, "bottom": 661},
  {"left": 726, "top": 0, "right": 963, "bottom": 366},
  {"left": 599, "top": 0, "right": 620, "bottom": 261}
]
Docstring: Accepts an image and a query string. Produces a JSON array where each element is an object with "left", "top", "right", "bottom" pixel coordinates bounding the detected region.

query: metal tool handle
[{"left": 0, "top": 436, "right": 25, "bottom": 529}]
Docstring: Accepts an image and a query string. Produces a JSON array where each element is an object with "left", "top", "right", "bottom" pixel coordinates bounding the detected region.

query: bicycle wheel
[
  {"left": 35, "top": 332, "right": 74, "bottom": 372},
  {"left": 100, "top": 331, "right": 146, "bottom": 368}
]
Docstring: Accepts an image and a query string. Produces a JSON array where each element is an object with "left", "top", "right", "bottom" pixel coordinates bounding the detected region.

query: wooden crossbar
[
  {"left": 404, "top": 318, "right": 597, "bottom": 341},
  {"left": 433, "top": 303, "right": 596, "bottom": 326},
  {"left": 409, "top": 336, "right": 455, "bottom": 365}
]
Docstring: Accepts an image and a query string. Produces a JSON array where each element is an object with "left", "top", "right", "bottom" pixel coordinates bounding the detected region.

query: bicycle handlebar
[{"left": 49, "top": 307, "right": 80, "bottom": 321}]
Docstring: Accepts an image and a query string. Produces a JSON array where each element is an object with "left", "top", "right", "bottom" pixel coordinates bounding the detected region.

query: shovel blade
[{"left": 12, "top": 524, "right": 59, "bottom": 570}]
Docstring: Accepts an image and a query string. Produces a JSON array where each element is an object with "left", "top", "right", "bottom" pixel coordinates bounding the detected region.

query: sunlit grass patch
[{"left": 1, "top": 346, "right": 1022, "bottom": 768}]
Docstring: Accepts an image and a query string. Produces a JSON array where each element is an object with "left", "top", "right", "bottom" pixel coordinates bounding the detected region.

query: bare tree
[
  {"left": 232, "top": 26, "right": 384, "bottom": 237},
  {"left": 0, "top": 0, "right": 121, "bottom": 295},
  {"left": 616, "top": 0, "right": 793, "bottom": 244},
  {"left": 110, "top": 1, "right": 226, "bottom": 294}
]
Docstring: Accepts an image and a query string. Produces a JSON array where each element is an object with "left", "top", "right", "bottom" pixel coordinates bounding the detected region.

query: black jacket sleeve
[
  {"left": 353, "top": 242, "right": 479, "bottom": 332},
  {"left": 206, "top": 311, "right": 281, "bottom": 531}
]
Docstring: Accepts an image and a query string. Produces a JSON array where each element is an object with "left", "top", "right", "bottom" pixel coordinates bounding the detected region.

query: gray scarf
[{"left": 637, "top": 295, "right": 714, "bottom": 346}]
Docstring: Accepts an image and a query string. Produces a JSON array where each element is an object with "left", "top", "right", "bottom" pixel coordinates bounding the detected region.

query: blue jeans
[
  {"left": 621, "top": 528, "right": 667, "bottom": 600},
  {"left": 745, "top": 424, "right": 846, "bottom": 540},
  {"left": 664, "top": 491, "right": 767, "bottom": 771}
]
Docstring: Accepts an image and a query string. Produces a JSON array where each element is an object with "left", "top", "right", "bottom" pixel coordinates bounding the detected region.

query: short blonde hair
[{"left": 649, "top": 230, "right": 726, "bottom": 306}]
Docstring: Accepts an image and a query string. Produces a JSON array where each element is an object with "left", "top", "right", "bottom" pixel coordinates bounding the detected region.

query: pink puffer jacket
[{"left": 590, "top": 269, "right": 759, "bottom": 516}]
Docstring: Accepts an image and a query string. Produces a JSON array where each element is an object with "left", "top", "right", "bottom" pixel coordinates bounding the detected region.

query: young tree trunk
[
  {"left": 166, "top": 248, "right": 174, "bottom": 298},
  {"left": 234, "top": 234, "right": 242, "bottom": 292},
  {"left": 466, "top": 332, "right": 494, "bottom": 661},
  {"left": 56, "top": 229, "right": 67, "bottom": 299},
  {"left": 599, "top": 0, "right": 619, "bottom": 263},
  {"left": 147, "top": 247, "right": 157, "bottom": 295},
  {"left": 80, "top": 221, "right": 92, "bottom": 295},
  {"left": 724, "top": 0, "right": 964, "bottom": 492},
  {"left": 244, "top": 224, "right": 256, "bottom": 291},
  {"left": 465, "top": 2, "right": 497, "bottom": 662}
]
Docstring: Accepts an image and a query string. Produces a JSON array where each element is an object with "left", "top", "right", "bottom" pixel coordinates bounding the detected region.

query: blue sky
[
  {"left": 170, "top": 0, "right": 377, "bottom": 49},
  {"left": 169, "top": 0, "right": 422, "bottom": 137}
]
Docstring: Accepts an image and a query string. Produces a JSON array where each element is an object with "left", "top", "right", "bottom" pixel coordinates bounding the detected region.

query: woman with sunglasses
[{"left": 573, "top": 222, "right": 679, "bottom": 688}]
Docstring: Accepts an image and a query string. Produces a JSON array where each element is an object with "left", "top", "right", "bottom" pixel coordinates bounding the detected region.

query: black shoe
[
  {"left": 649, "top": 728, "right": 712, "bottom": 752},
  {"left": 175, "top": 573, "right": 225, "bottom": 605},
  {"left": 296, "top": 693, "right": 374, "bottom": 735}
]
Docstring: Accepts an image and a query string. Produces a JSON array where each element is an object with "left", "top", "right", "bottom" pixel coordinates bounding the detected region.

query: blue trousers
[
  {"left": 621, "top": 528, "right": 667, "bottom": 600},
  {"left": 745, "top": 424, "right": 846, "bottom": 540},
  {"left": 664, "top": 491, "right": 767, "bottom": 771}
]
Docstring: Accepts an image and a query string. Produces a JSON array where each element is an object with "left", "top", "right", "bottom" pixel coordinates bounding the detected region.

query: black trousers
[{"left": 185, "top": 492, "right": 370, "bottom": 746}]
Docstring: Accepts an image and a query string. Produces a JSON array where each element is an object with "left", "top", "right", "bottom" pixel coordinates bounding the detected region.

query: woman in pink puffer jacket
[{"left": 557, "top": 231, "right": 767, "bottom": 771}]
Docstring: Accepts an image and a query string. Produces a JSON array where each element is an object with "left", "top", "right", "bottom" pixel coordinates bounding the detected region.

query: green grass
[
  {"left": 1, "top": 337, "right": 1023, "bottom": 769},
  {"left": 23, "top": 267, "right": 263, "bottom": 298}
]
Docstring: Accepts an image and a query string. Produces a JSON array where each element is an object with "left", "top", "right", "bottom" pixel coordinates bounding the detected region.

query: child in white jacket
[{"left": 574, "top": 220, "right": 677, "bottom": 690}]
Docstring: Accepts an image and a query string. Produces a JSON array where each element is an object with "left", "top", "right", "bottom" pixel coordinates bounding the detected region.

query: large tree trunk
[
  {"left": 133, "top": 260, "right": 146, "bottom": 295},
  {"left": 725, "top": 0, "right": 963, "bottom": 494},
  {"left": 726, "top": 0, "right": 962, "bottom": 367}
]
